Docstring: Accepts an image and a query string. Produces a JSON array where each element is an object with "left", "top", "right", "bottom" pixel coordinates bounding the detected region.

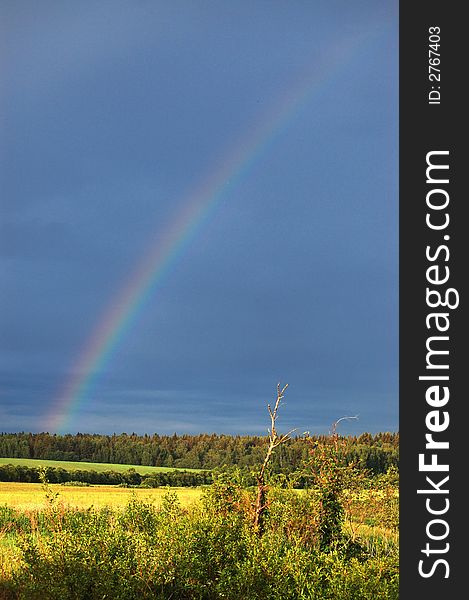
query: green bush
[{"left": 8, "top": 485, "right": 398, "bottom": 600}]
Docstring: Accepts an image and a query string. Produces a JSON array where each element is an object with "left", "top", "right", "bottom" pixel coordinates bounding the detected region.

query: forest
[{"left": 0, "top": 431, "right": 398, "bottom": 474}]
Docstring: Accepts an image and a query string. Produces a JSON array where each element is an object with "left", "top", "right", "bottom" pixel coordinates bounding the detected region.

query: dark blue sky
[{"left": 1, "top": 1, "right": 398, "bottom": 436}]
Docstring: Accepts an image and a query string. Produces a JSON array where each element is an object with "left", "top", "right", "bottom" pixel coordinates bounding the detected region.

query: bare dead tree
[{"left": 253, "top": 382, "right": 295, "bottom": 534}]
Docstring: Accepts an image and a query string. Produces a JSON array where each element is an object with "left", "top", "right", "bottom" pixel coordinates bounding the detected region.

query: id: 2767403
[{"left": 428, "top": 26, "right": 441, "bottom": 105}]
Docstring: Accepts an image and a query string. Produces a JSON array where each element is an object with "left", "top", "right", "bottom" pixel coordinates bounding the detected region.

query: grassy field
[
  {"left": 0, "top": 456, "right": 202, "bottom": 474},
  {"left": 0, "top": 480, "right": 398, "bottom": 598},
  {"left": 0, "top": 482, "right": 202, "bottom": 510},
  {"left": 0, "top": 448, "right": 399, "bottom": 598},
  {"left": 0, "top": 481, "right": 398, "bottom": 554}
]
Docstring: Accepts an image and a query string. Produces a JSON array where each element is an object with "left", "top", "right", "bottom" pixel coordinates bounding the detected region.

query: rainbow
[{"left": 45, "top": 31, "right": 377, "bottom": 433}]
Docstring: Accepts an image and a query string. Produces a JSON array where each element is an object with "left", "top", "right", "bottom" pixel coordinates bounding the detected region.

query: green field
[{"left": 0, "top": 456, "right": 202, "bottom": 474}]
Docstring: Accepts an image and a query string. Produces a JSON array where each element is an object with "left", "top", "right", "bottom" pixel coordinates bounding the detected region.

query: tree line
[
  {"left": 0, "top": 431, "right": 398, "bottom": 474},
  {"left": 0, "top": 463, "right": 212, "bottom": 487}
]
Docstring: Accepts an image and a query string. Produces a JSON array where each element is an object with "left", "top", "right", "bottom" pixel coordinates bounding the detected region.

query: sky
[{"left": 0, "top": 1, "right": 398, "bottom": 437}]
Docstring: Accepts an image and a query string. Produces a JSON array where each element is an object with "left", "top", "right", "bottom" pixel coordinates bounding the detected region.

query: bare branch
[
  {"left": 330, "top": 415, "right": 359, "bottom": 436},
  {"left": 254, "top": 382, "right": 293, "bottom": 535}
]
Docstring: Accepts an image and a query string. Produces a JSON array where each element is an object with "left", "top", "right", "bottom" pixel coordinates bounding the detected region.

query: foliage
[
  {"left": 306, "top": 432, "right": 366, "bottom": 552},
  {"left": 0, "top": 432, "right": 399, "bottom": 599},
  {"left": 0, "top": 422, "right": 399, "bottom": 597},
  {"left": 0, "top": 431, "right": 399, "bottom": 474},
  {"left": 1, "top": 483, "right": 398, "bottom": 600},
  {"left": 344, "top": 467, "right": 399, "bottom": 534},
  {"left": 0, "top": 463, "right": 212, "bottom": 487}
]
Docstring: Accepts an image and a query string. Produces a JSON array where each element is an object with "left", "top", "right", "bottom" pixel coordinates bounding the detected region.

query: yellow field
[{"left": 0, "top": 482, "right": 203, "bottom": 510}]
